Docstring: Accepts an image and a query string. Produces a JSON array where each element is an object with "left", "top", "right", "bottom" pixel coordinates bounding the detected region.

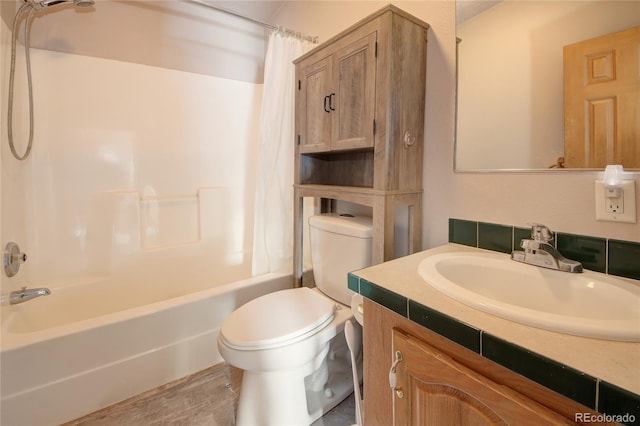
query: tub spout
[{"left": 9, "top": 286, "right": 51, "bottom": 305}]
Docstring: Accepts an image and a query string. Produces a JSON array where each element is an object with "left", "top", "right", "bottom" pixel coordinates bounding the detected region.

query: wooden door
[
  {"left": 332, "top": 31, "right": 377, "bottom": 151},
  {"left": 564, "top": 26, "right": 640, "bottom": 168},
  {"left": 391, "top": 329, "right": 572, "bottom": 425},
  {"left": 298, "top": 55, "right": 333, "bottom": 153}
]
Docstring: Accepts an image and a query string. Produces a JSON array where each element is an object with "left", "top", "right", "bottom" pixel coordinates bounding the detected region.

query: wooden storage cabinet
[
  {"left": 293, "top": 6, "right": 429, "bottom": 280},
  {"left": 297, "top": 30, "right": 376, "bottom": 153}
]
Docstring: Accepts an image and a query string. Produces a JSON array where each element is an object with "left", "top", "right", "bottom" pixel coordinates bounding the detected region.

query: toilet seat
[{"left": 219, "top": 287, "right": 336, "bottom": 350}]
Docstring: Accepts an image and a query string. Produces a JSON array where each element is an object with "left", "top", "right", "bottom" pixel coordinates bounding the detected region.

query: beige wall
[{"left": 273, "top": 1, "right": 640, "bottom": 247}]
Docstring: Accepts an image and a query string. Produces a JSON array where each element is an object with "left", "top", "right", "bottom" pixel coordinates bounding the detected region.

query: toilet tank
[{"left": 309, "top": 214, "right": 373, "bottom": 305}]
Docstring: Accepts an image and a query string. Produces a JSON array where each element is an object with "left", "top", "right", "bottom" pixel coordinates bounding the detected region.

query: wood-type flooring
[{"left": 63, "top": 362, "right": 356, "bottom": 426}]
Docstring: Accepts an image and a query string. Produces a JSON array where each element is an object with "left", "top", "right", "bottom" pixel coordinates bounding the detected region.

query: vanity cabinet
[
  {"left": 392, "top": 329, "right": 572, "bottom": 425},
  {"left": 363, "top": 299, "right": 603, "bottom": 425},
  {"left": 293, "top": 5, "right": 428, "bottom": 282}
]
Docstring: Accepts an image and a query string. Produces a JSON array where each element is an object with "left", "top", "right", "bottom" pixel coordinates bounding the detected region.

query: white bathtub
[{"left": 0, "top": 270, "right": 291, "bottom": 426}]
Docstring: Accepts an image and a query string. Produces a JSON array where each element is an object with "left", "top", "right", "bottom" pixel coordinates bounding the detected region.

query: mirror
[{"left": 455, "top": 1, "right": 640, "bottom": 171}]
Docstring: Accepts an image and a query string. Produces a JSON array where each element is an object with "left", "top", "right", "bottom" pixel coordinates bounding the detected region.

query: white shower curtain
[{"left": 252, "top": 31, "right": 315, "bottom": 276}]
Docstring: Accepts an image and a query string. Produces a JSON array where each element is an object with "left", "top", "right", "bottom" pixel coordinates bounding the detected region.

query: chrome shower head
[{"left": 28, "top": 0, "right": 95, "bottom": 11}]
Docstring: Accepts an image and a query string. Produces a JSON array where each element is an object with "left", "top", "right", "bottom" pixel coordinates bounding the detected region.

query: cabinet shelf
[{"left": 300, "top": 149, "right": 374, "bottom": 188}]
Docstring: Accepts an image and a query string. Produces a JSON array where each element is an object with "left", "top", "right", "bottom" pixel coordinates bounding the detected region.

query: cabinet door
[
  {"left": 298, "top": 55, "right": 333, "bottom": 153},
  {"left": 391, "top": 329, "right": 572, "bottom": 426},
  {"left": 332, "top": 31, "right": 377, "bottom": 151}
]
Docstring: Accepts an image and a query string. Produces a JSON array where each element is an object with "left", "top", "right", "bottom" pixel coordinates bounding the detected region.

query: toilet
[{"left": 218, "top": 213, "right": 372, "bottom": 426}]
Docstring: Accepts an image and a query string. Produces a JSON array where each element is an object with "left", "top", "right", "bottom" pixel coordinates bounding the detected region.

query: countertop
[{"left": 350, "top": 243, "right": 640, "bottom": 397}]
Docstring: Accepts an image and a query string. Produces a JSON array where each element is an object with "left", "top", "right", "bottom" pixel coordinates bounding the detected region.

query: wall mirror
[{"left": 455, "top": 1, "right": 639, "bottom": 171}]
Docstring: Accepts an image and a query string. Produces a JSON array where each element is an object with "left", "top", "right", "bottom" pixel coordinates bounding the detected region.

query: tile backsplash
[{"left": 449, "top": 218, "right": 640, "bottom": 281}]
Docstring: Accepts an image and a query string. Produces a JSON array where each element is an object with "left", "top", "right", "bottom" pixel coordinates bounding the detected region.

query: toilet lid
[{"left": 220, "top": 287, "right": 336, "bottom": 350}]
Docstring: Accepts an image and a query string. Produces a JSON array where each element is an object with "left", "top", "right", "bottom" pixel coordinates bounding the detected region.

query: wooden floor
[{"left": 63, "top": 363, "right": 355, "bottom": 426}]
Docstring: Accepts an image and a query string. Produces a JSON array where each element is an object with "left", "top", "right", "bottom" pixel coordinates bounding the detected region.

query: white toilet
[{"left": 218, "top": 213, "right": 372, "bottom": 426}]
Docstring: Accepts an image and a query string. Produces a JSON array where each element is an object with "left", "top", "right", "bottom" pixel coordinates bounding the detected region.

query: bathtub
[{"left": 0, "top": 270, "right": 291, "bottom": 426}]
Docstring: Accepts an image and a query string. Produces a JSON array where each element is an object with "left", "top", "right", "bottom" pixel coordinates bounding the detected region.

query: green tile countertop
[{"left": 349, "top": 243, "right": 640, "bottom": 417}]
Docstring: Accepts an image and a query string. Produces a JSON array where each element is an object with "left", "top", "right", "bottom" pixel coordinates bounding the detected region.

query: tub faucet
[
  {"left": 9, "top": 286, "right": 51, "bottom": 305},
  {"left": 511, "top": 224, "right": 583, "bottom": 273}
]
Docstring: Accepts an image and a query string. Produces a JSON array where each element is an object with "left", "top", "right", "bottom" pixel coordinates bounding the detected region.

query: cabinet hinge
[
  {"left": 297, "top": 134, "right": 301, "bottom": 145},
  {"left": 373, "top": 120, "right": 376, "bottom": 135}
]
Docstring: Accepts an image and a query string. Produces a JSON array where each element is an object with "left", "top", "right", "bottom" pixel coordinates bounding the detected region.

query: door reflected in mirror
[{"left": 455, "top": 1, "right": 640, "bottom": 171}]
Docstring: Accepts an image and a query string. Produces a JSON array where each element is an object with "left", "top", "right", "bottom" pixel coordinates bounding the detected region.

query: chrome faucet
[
  {"left": 9, "top": 286, "right": 51, "bottom": 305},
  {"left": 511, "top": 224, "right": 583, "bottom": 273}
]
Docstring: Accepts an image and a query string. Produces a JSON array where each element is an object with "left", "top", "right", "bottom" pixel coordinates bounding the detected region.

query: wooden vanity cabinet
[
  {"left": 363, "top": 299, "right": 604, "bottom": 425},
  {"left": 392, "top": 329, "right": 572, "bottom": 425},
  {"left": 293, "top": 6, "right": 429, "bottom": 282}
]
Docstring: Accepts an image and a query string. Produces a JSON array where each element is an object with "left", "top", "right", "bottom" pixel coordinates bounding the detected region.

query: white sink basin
[{"left": 418, "top": 251, "right": 640, "bottom": 342}]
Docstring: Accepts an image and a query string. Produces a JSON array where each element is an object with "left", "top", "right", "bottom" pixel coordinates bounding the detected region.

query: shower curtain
[{"left": 252, "top": 31, "right": 314, "bottom": 276}]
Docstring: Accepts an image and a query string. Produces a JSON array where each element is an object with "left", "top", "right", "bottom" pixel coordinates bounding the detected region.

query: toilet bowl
[{"left": 218, "top": 213, "right": 372, "bottom": 426}]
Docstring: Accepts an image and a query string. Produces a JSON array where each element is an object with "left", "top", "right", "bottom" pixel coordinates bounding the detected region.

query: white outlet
[{"left": 595, "top": 180, "right": 636, "bottom": 223}]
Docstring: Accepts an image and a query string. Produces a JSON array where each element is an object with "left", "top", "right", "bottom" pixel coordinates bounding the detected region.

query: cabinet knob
[
  {"left": 403, "top": 130, "right": 416, "bottom": 148},
  {"left": 324, "top": 95, "right": 330, "bottom": 113},
  {"left": 329, "top": 93, "right": 336, "bottom": 111},
  {"left": 395, "top": 388, "right": 405, "bottom": 399}
]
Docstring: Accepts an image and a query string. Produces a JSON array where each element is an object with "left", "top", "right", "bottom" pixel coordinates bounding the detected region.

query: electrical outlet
[
  {"left": 595, "top": 180, "right": 636, "bottom": 223},
  {"left": 606, "top": 192, "right": 623, "bottom": 213}
]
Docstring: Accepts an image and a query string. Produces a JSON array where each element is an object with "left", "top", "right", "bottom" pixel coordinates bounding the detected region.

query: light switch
[{"left": 595, "top": 180, "right": 636, "bottom": 223}]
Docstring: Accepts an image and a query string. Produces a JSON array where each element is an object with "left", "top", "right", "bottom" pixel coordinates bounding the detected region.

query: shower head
[{"left": 27, "top": 0, "right": 95, "bottom": 11}]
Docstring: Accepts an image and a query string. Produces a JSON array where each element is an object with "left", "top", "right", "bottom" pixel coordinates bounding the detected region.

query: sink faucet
[
  {"left": 511, "top": 224, "right": 583, "bottom": 273},
  {"left": 9, "top": 286, "right": 51, "bottom": 305}
]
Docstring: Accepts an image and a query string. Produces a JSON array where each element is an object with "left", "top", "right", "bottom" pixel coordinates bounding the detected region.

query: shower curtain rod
[{"left": 185, "top": 0, "right": 319, "bottom": 43}]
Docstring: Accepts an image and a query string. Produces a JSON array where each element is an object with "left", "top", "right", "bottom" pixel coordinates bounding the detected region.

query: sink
[{"left": 418, "top": 251, "right": 640, "bottom": 342}]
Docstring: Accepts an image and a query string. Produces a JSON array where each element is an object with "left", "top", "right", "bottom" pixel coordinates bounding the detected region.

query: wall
[
  {"left": 1, "top": 15, "right": 264, "bottom": 292},
  {"left": 273, "top": 1, "right": 640, "bottom": 248},
  {"left": 457, "top": 1, "right": 640, "bottom": 169}
]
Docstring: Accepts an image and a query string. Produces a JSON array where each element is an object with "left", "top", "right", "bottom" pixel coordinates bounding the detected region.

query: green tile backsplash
[
  {"left": 556, "top": 233, "right": 607, "bottom": 273},
  {"left": 448, "top": 218, "right": 477, "bottom": 247},
  {"left": 449, "top": 218, "right": 639, "bottom": 281},
  {"left": 609, "top": 240, "right": 640, "bottom": 281},
  {"left": 478, "top": 222, "right": 512, "bottom": 254}
]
